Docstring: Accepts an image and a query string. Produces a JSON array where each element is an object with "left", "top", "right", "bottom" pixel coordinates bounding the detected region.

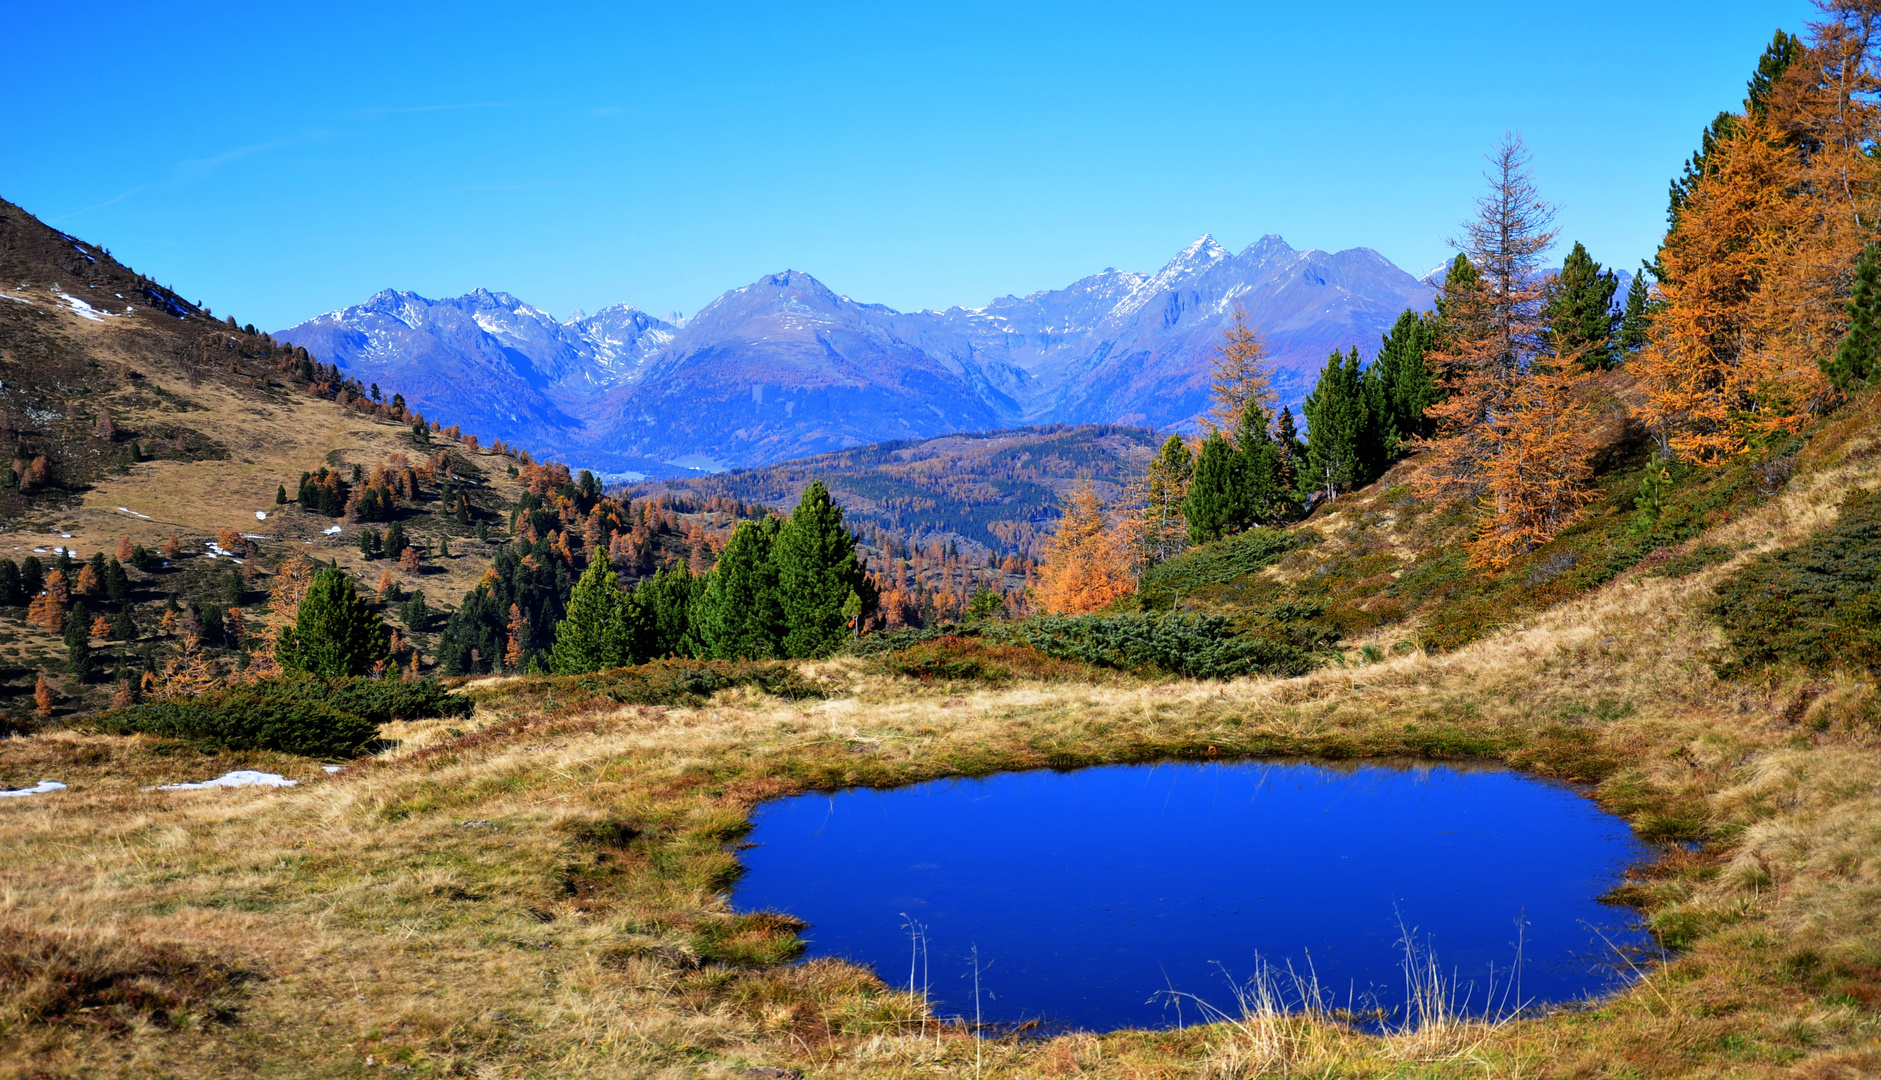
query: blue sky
[{"left": 2, "top": 1, "right": 1817, "bottom": 330}]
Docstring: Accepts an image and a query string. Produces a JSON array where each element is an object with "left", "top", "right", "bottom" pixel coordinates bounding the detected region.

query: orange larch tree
[
  {"left": 1033, "top": 482, "right": 1136, "bottom": 614},
  {"left": 1415, "top": 135, "right": 1603, "bottom": 567}
]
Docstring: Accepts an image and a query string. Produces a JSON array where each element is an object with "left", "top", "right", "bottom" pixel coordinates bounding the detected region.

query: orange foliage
[
  {"left": 1639, "top": 108, "right": 1853, "bottom": 461},
  {"left": 1033, "top": 483, "right": 1136, "bottom": 614},
  {"left": 26, "top": 571, "right": 69, "bottom": 633},
  {"left": 74, "top": 563, "right": 101, "bottom": 597},
  {"left": 115, "top": 535, "right": 134, "bottom": 563},
  {"left": 90, "top": 615, "right": 111, "bottom": 640},
  {"left": 33, "top": 674, "right": 53, "bottom": 719}
]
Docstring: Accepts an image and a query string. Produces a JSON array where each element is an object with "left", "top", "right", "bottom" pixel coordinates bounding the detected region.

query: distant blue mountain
[{"left": 278, "top": 236, "right": 1437, "bottom": 476}]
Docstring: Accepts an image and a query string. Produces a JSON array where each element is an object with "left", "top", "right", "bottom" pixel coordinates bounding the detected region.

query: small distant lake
[{"left": 731, "top": 761, "right": 1658, "bottom": 1032}]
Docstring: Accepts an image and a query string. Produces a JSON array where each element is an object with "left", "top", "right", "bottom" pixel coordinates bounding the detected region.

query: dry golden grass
[{"left": 6, "top": 369, "right": 1881, "bottom": 1076}]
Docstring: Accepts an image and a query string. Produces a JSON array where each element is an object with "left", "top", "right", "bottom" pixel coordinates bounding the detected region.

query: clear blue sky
[{"left": 2, "top": 1, "right": 1817, "bottom": 331}]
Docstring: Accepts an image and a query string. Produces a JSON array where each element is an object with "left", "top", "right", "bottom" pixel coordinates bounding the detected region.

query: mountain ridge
[{"left": 278, "top": 235, "right": 1439, "bottom": 476}]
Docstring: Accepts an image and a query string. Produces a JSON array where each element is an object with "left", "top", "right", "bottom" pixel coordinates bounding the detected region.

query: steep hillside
[
  {"left": 0, "top": 198, "right": 542, "bottom": 719},
  {"left": 278, "top": 235, "right": 1434, "bottom": 474}
]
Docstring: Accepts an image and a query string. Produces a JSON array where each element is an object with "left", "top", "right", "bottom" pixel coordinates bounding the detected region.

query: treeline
[
  {"left": 436, "top": 481, "right": 874, "bottom": 674},
  {"left": 1039, "top": 15, "right": 1881, "bottom": 608}
]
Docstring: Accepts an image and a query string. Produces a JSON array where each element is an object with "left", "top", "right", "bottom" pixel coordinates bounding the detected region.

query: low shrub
[
  {"left": 1709, "top": 487, "right": 1881, "bottom": 675},
  {"left": 988, "top": 613, "right": 1312, "bottom": 679},
  {"left": 94, "top": 694, "right": 378, "bottom": 759},
  {"left": 519, "top": 659, "right": 827, "bottom": 707},
  {"left": 92, "top": 675, "right": 468, "bottom": 758},
  {"left": 876, "top": 635, "right": 1109, "bottom": 684},
  {"left": 1137, "top": 528, "right": 1310, "bottom": 610}
]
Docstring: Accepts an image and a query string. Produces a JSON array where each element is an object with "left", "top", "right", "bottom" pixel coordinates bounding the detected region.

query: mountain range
[{"left": 277, "top": 235, "right": 1437, "bottom": 477}]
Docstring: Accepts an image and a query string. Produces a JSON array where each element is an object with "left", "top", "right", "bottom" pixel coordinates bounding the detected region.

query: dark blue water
[{"left": 731, "top": 761, "right": 1657, "bottom": 1032}]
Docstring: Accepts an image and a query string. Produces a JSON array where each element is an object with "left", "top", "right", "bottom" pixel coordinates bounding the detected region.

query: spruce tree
[
  {"left": 0, "top": 560, "right": 19, "bottom": 607},
  {"left": 1184, "top": 429, "right": 1253, "bottom": 543},
  {"left": 1826, "top": 244, "right": 1881, "bottom": 393},
  {"left": 1301, "top": 348, "right": 1375, "bottom": 501},
  {"left": 1236, "top": 400, "right": 1288, "bottom": 525},
  {"left": 1618, "top": 271, "right": 1653, "bottom": 355},
  {"left": 277, "top": 568, "right": 389, "bottom": 678},
  {"left": 1140, "top": 435, "right": 1194, "bottom": 564},
  {"left": 1274, "top": 406, "right": 1307, "bottom": 501},
  {"left": 1542, "top": 241, "right": 1620, "bottom": 371},
  {"left": 633, "top": 565, "right": 698, "bottom": 660},
  {"left": 772, "top": 482, "right": 875, "bottom": 659},
  {"left": 691, "top": 516, "right": 785, "bottom": 660},
  {"left": 550, "top": 550, "right": 633, "bottom": 674},
  {"left": 1371, "top": 309, "right": 1439, "bottom": 453}
]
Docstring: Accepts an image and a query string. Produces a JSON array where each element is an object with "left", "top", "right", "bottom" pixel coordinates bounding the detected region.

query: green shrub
[
  {"left": 1138, "top": 528, "right": 1310, "bottom": 610},
  {"left": 509, "top": 659, "right": 827, "bottom": 706},
  {"left": 95, "top": 694, "right": 378, "bottom": 759},
  {"left": 988, "top": 613, "right": 1311, "bottom": 679},
  {"left": 92, "top": 675, "right": 469, "bottom": 758},
  {"left": 840, "top": 624, "right": 966, "bottom": 658},
  {"left": 1709, "top": 487, "right": 1881, "bottom": 674}
]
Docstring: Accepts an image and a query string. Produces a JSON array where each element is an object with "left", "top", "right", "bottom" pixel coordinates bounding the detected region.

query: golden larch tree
[
  {"left": 1416, "top": 134, "right": 1602, "bottom": 567},
  {"left": 1033, "top": 482, "right": 1136, "bottom": 614},
  {"left": 1207, "top": 304, "right": 1276, "bottom": 433},
  {"left": 26, "top": 570, "right": 69, "bottom": 633}
]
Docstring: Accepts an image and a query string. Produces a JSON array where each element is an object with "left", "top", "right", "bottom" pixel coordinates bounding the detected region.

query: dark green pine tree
[
  {"left": 1826, "top": 243, "right": 1881, "bottom": 393},
  {"left": 68, "top": 634, "right": 96, "bottom": 681},
  {"left": 632, "top": 565, "right": 699, "bottom": 660},
  {"left": 549, "top": 550, "right": 634, "bottom": 675},
  {"left": 1184, "top": 429, "right": 1254, "bottom": 543},
  {"left": 1433, "top": 254, "right": 1482, "bottom": 325},
  {"left": 1618, "top": 271, "right": 1654, "bottom": 356},
  {"left": 1235, "top": 400, "right": 1289, "bottom": 524},
  {"left": 1274, "top": 406, "right": 1307, "bottom": 503},
  {"left": 276, "top": 484, "right": 288, "bottom": 505},
  {"left": 277, "top": 568, "right": 390, "bottom": 678},
  {"left": 1370, "top": 309, "right": 1439, "bottom": 453},
  {"left": 691, "top": 516, "right": 786, "bottom": 660},
  {"left": 772, "top": 482, "right": 875, "bottom": 658},
  {"left": 0, "top": 559, "right": 20, "bottom": 607},
  {"left": 1542, "top": 242, "right": 1620, "bottom": 371},
  {"left": 1302, "top": 348, "right": 1376, "bottom": 501}
]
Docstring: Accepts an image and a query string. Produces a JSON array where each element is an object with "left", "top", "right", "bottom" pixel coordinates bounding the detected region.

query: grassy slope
[
  {"left": 4, "top": 397, "right": 1881, "bottom": 1076},
  {"left": 0, "top": 197, "right": 538, "bottom": 713}
]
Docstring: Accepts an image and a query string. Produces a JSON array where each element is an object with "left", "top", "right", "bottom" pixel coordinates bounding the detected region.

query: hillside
[
  {"left": 627, "top": 423, "right": 1163, "bottom": 559},
  {"left": 277, "top": 235, "right": 1435, "bottom": 474},
  {"left": 0, "top": 197, "right": 550, "bottom": 720}
]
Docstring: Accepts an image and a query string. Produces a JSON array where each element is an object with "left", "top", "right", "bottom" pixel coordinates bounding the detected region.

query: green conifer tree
[
  {"left": 277, "top": 568, "right": 389, "bottom": 677},
  {"left": 1141, "top": 434, "right": 1195, "bottom": 564},
  {"left": 1302, "top": 348, "right": 1375, "bottom": 501},
  {"left": 1236, "top": 400, "right": 1288, "bottom": 525},
  {"left": 691, "top": 516, "right": 786, "bottom": 660},
  {"left": 1542, "top": 242, "right": 1620, "bottom": 371},
  {"left": 772, "top": 482, "right": 875, "bottom": 659},
  {"left": 1618, "top": 271, "right": 1654, "bottom": 356},
  {"left": 1370, "top": 309, "right": 1439, "bottom": 453},
  {"left": 549, "top": 550, "right": 634, "bottom": 674},
  {"left": 1184, "top": 429, "right": 1253, "bottom": 543},
  {"left": 1827, "top": 244, "right": 1881, "bottom": 393},
  {"left": 633, "top": 565, "right": 699, "bottom": 660},
  {"left": 1274, "top": 406, "right": 1307, "bottom": 502}
]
